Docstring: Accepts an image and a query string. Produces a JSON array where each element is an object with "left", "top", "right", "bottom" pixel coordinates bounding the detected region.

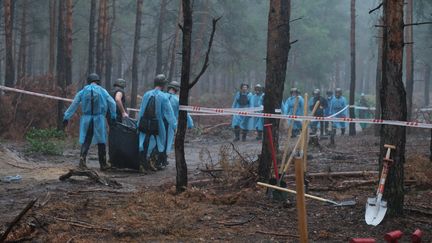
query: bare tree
[
  {"left": 64, "top": 0, "right": 73, "bottom": 86},
  {"left": 96, "top": 0, "right": 107, "bottom": 77},
  {"left": 375, "top": 17, "right": 384, "bottom": 137},
  {"left": 258, "top": 0, "right": 291, "bottom": 181},
  {"left": 349, "top": 0, "right": 356, "bottom": 136},
  {"left": 175, "top": 0, "right": 219, "bottom": 192},
  {"left": 56, "top": 0, "right": 66, "bottom": 129},
  {"left": 168, "top": 0, "right": 182, "bottom": 82},
  {"left": 425, "top": 64, "right": 431, "bottom": 106},
  {"left": 380, "top": 0, "right": 406, "bottom": 215},
  {"left": 17, "top": 0, "right": 28, "bottom": 85},
  {"left": 49, "top": 0, "right": 56, "bottom": 77},
  {"left": 155, "top": 0, "right": 167, "bottom": 75},
  {"left": 87, "top": 0, "right": 97, "bottom": 75},
  {"left": 3, "top": 0, "right": 15, "bottom": 87},
  {"left": 130, "top": 0, "right": 143, "bottom": 114},
  {"left": 105, "top": 0, "right": 116, "bottom": 88},
  {"left": 405, "top": 0, "right": 414, "bottom": 121}
]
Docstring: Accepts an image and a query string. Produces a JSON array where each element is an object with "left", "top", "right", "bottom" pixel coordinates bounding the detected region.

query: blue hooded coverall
[
  {"left": 330, "top": 96, "right": 348, "bottom": 129},
  {"left": 282, "top": 95, "right": 304, "bottom": 132}
]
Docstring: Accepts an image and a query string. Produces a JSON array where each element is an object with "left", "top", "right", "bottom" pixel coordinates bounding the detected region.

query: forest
[{"left": 0, "top": 0, "right": 431, "bottom": 242}]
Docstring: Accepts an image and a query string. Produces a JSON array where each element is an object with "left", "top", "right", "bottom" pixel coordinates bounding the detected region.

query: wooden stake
[
  {"left": 294, "top": 155, "right": 308, "bottom": 243},
  {"left": 302, "top": 94, "right": 309, "bottom": 172},
  {"left": 280, "top": 96, "right": 299, "bottom": 172}
]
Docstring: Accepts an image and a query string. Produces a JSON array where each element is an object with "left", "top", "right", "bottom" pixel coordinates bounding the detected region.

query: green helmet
[
  {"left": 87, "top": 73, "right": 100, "bottom": 84},
  {"left": 154, "top": 74, "right": 167, "bottom": 87},
  {"left": 114, "top": 78, "right": 126, "bottom": 88},
  {"left": 168, "top": 81, "right": 180, "bottom": 91}
]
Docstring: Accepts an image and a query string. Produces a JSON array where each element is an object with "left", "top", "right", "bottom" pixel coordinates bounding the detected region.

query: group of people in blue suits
[
  {"left": 231, "top": 83, "right": 264, "bottom": 141},
  {"left": 63, "top": 73, "right": 193, "bottom": 173},
  {"left": 281, "top": 87, "right": 348, "bottom": 137}
]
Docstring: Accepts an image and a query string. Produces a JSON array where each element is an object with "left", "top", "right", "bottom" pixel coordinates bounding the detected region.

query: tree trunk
[
  {"left": 105, "top": 0, "right": 115, "bottom": 89},
  {"left": 130, "top": 0, "right": 143, "bottom": 114},
  {"left": 49, "top": 0, "right": 56, "bottom": 77},
  {"left": 96, "top": 0, "right": 107, "bottom": 77},
  {"left": 175, "top": 0, "right": 193, "bottom": 192},
  {"left": 56, "top": 0, "right": 66, "bottom": 130},
  {"left": 87, "top": 0, "right": 96, "bottom": 75},
  {"left": 424, "top": 64, "right": 431, "bottom": 107},
  {"left": 349, "top": 0, "right": 356, "bottom": 136},
  {"left": 17, "top": 0, "right": 28, "bottom": 85},
  {"left": 380, "top": 0, "right": 406, "bottom": 216},
  {"left": 64, "top": 0, "right": 73, "bottom": 86},
  {"left": 375, "top": 17, "right": 384, "bottom": 136},
  {"left": 168, "top": 0, "right": 182, "bottom": 82},
  {"left": 405, "top": 0, "right": 414, "bottom": 121},
  {"left": 3, "top": 0, "right": 15, "bottom": 87},
  {"left": 258, "top": 0, "right": 291, "bottom": 181},
  {"left": 335, "top": 61, "right": 340, "bottom": 88},
  {"left": 155, "top": 0, "right": 167, "bottom": 75}
]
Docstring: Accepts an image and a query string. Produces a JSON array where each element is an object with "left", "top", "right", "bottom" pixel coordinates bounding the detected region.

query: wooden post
[
  {"left": 294, "top": 154, "right": 308, "bottom": 243},
  {"left": 302, "top": 93, "right": 309, "bottom": 171}
]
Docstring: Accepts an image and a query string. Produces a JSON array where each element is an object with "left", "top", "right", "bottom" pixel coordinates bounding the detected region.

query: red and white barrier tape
[
  {"left": 1, "top": 85, "right": 430, "bottom": 129},
  {"left": 179, "top": 105, "right": 432, "bottom": 129}
]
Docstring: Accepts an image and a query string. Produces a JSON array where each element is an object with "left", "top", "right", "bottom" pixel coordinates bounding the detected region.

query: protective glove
[
  {"left": 122, "top": 112, "right": 129, "bottom": 118},
  {"left": 63, "top": 119, "right": 69, "bottom": 127}
]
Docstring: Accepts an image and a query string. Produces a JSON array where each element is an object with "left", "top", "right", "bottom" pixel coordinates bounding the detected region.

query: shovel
[
  {"left": 365, "top": 144, "right": 395, "bottom": 226},
  {"left": 258, "top": 182, "right": 356, "bottom": 206},
  {"left": 264, "top": 124, "right": 287, "bottom": 200}
]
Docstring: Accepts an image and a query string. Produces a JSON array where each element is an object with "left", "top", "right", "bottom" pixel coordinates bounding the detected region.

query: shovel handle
[{"left": 265, "top": 124, "right": 279, "bottom": 180}]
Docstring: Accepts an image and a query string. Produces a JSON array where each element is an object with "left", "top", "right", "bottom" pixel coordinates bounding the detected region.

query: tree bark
[
  {"left": 349, "top": 0, "right": 356, "bottom": 136},
  {"left": 87, "top": 0, "right": 97, "bottom": 75},
  {"left": 380, "top": 0, "right": 406, "bottom": 216},
  {"left": 258, "top": 0, "right": 291, "bottom": 181},
  {"left": 405, "top": 0, "right": 414, "bottom": 121},
  {"left": 168, "top": 0, "right": 182, "bottom": 82},
  {"left": 17, "top": 0, "right": 28, "bottom": 85},
  {"left": 130, "top": 0, "right": 143, "bottom": 114},
  {"left": 64, "top": 0, "right": 73, "bottom": 86},
  {"left": 3, "top": 0, "right": 15, "bottom": 87},
  {"left": 175, "top": 0, "right": 193, "bottom": 192},
  {"left": 155, "top": 0, "right": 167, "bottom": 75},
  {"left": 105, "top": 0, "right": 115, "bottom": 89},
  {"left": 49, "top": 0, "right": 56, "bottom": 77},
  {"left": 375, "top": 17, "right": 384, "bottom": 136},
  {"left": 424, "top": 64, "right": 431, "bottom": 106},
  {"left": 96, "top": 0, "right": 107, "bottom": 77},
  {"left": 56, "top": 0, "right": 66, "bottom": 130}
]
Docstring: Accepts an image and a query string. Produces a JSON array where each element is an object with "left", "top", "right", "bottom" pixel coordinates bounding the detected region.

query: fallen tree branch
[
  {"left": 255, "top": 230, "right": 299, "bottom": 238},
  {"left": 54, "top": 217, "right": 111, "bottom": 231},
  {"left": 202, "top": 122, "right": 230, "bottom": 134},
  {"left": 218, "top": 215, "right": 255, "bottom": 227},
  {"left": 59, "top": 169, "right": 122, "bottom": 188},
  {"left": 0, "top": 198, "right": 37, "bottom": 242}
]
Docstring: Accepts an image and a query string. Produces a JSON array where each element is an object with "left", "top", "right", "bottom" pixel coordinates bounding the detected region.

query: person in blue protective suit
[
  {"left": 324, "top": 90, "right": 335, "bottom": 135},
  {"left": 309, "top": 89, "right": 328, "bottom": 136},
  {"left": 158, "top": 80, "right": 194, "bottom": 166},
  {"left": 231, "top": 83, "right": 253, "bottom": 142},
  {"left": 330, "top": 88, "right": 348, "bottom": 135},
  {"left": 63, "top": 73, "right": 117, "bottom": 171},
  {"left": 251, "top": 84, "right": 264, "bottom": 140},
  {"left": 137, "top": 74, "right": 177, "bottom": 172},
  {"left": 283, "top": 88, "right": 304, "bottom": 138}
]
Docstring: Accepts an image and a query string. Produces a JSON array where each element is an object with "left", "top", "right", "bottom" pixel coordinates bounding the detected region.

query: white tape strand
[{"left": 1, "top": 85, "right": 431, "bottom": 129}]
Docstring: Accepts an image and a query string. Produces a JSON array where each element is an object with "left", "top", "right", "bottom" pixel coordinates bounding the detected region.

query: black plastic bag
[{"left": 109, "top": 117, "right": 140, "bottom": 170}]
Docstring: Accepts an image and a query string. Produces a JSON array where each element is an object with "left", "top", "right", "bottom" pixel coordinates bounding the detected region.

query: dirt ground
[{"left": 0, "top": 126, "right": 431, "bottom": 242}]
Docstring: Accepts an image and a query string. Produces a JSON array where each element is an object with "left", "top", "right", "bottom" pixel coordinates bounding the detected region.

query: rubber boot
[
  {"left": 233, "top": 126, "right": 240, "bottom": 142},
  {"left": 241, "top": 130, "right": 247, "bottom": 142},
  {"left": 79, "top": 156, "right": 88, "bottom": 170},
  {"left": 256, "top": 130, "right": 263, "bottom": 140},
  {"left": 98, "top": 144, "right": 110, "bottom": 171},
  {"left": 341, "top": 128, "right": 345, "bottom": 135}
]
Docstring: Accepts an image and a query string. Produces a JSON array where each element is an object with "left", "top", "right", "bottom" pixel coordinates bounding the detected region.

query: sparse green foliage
[{"left": 25, "top": 128, "right": 66, "bottom": 155}]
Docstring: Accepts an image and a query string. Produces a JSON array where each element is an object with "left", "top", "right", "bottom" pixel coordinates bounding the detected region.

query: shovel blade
[{"left": 365, "top": 197, "right": 387, "bottom": 226}]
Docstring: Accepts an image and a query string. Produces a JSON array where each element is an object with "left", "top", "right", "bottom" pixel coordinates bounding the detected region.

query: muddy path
[{"left": 1, "top": 128, "right": 431, "bottom": 242}]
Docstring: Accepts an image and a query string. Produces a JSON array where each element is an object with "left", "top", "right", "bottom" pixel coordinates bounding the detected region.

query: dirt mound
[{"left": 405, "top": 155, "right": 432, "bottom": 185}]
